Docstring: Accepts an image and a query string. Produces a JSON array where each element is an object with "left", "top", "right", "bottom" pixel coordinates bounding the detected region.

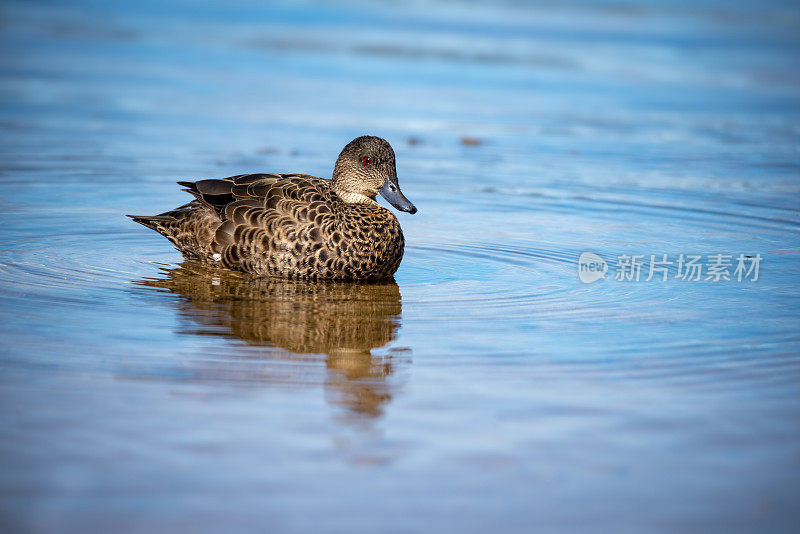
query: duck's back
[{"left": 130, "top": 173, "right": 404, "bottom": 281}]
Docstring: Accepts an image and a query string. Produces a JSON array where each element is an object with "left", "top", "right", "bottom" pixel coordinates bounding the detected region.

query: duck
[{"left": 128, "top": 136, "right": 417, "bottom": 281}]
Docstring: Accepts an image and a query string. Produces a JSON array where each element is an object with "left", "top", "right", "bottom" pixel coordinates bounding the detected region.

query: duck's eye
[{"left": 361, "top": 156, "right": 372, "bottom": 166}]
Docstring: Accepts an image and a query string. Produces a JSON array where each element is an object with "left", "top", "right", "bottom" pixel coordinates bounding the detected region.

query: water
[{"left": 1, "top": 0, "right": 799, "bottom": 532}]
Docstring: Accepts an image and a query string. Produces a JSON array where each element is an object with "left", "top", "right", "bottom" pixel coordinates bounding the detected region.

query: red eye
[{"left": 362, "top": 156, "right": 371, "bottom": 166}]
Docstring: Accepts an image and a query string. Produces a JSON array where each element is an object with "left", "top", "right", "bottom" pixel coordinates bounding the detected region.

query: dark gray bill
[{"left": 379, "top": 178, "right": 417, "bottom": 214}]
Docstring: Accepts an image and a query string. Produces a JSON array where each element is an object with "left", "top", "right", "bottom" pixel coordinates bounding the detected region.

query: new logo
[{"left": 578, "top": 252, "right": 607, "bottom": 284}]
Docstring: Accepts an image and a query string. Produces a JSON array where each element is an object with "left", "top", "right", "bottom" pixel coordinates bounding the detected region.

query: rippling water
[{"left": 1, "top": 0, "right": 799, "bottom": 532}]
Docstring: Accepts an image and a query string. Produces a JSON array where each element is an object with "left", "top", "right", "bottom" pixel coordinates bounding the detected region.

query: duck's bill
[{"left": 380, "top": 179, "right": 417, "bottom": 214}]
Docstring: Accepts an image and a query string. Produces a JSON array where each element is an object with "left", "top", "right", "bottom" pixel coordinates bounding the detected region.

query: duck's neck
[
  {"left": 331, "top": 165, "right": 378, "bottom": 206},
  {"left": 333, "top": 188, "right": 379, "bottom": 206}
]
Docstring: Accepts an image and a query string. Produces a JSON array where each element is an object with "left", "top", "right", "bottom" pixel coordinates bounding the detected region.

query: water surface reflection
[{"left": 135, "top": 262, "right": 408, "bottom": 420}]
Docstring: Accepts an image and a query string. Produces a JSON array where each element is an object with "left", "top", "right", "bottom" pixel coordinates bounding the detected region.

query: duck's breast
[{"left": 331, "top": 204, "right": 404, "bottom": 280}]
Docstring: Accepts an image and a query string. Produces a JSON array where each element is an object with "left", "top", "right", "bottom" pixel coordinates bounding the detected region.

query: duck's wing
[
  {"left": 176, "top": 173, "right": 272, "bottom": 216},
  {"left": 132, "top": 173, "right": 335, "bottom": 272},
  {"left": 177, "top": 173, "right": 327, "bottom": 216},
  {"left": 214, "top": 172, "right": 333, "bottom": 237},
  {"left": 183, "top": 173, "right": 335, "bottom": 267}
]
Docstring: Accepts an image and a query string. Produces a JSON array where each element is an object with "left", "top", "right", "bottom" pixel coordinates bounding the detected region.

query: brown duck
[{"left": 129, "top": 136, "right": 416, "bottom": 281}]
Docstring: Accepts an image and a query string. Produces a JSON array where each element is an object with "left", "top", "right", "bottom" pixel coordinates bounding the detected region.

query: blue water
[{"left": 1, "top": 1, "right": 799, "bottom": 532}]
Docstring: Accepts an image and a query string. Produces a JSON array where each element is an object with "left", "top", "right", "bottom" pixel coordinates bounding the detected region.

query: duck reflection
[{"left": 136, "top": 261, "right": 407, "bottom": 419}]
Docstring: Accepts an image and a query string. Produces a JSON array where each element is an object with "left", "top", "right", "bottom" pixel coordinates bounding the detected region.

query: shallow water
[{"left": 1, "top": 0, "right": 800, "bottom": 532}]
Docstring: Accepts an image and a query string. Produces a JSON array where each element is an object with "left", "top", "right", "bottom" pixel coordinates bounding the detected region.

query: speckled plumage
[{"left": 129, "top": 136, "right": 416, "bottom": 281}]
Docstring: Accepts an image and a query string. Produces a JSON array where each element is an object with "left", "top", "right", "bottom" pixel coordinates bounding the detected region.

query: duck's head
[{"left": 331, "top": 136, "right": 417, "bottom": 214}]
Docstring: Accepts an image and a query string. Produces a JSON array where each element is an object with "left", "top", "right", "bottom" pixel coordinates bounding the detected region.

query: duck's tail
[
  {"left": 127, "top": 213, "right": 173, "bottom": 231},
  {"left": 127, "top": 203, "right": 221, "bottom": 262}
]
